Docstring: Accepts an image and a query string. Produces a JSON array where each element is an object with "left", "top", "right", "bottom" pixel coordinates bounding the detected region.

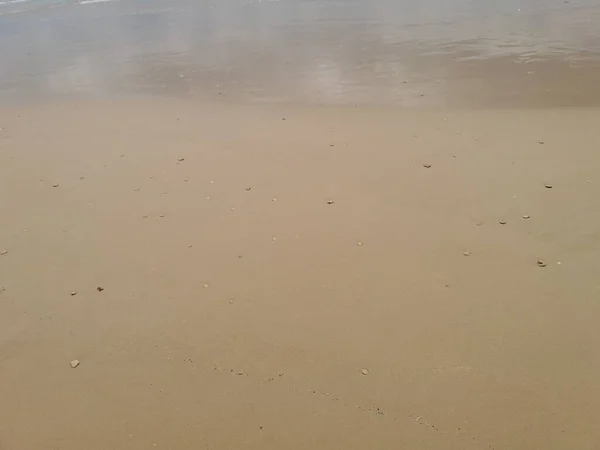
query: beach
[
  {"left": 1, "top": 1, "right": 600, "bottom": 449},
  {"left": 2, "top": 100, "right": 600, "bottom": 449}
]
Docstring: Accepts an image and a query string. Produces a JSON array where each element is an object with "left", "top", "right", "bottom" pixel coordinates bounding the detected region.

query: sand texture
[{"left": 1, "top": 100, "right": 600, "bottom": 449}]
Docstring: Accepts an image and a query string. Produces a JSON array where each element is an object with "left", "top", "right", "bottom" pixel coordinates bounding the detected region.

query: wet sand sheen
[
  {"left": 1, "top": 100, "right": 599, "bottom": 449},
  {"left": 1, "top": 0, "right": 600, "bottom": 107}
]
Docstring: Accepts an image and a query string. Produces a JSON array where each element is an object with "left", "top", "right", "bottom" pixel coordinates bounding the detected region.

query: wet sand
[
  {"left": 2, "top": 0, "right": 600, "bottom": 107},
  {"left": 1, "top": 100, "right": 600, "bottom": 449}
]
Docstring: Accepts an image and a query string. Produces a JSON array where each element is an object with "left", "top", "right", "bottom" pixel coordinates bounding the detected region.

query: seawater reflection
[{"left": 1, "top": 0, "right": 600, "bottom": 106}]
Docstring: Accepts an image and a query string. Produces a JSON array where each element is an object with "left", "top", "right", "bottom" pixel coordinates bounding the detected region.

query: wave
[{"left": 0, "top": 0, "right": 118, "bottom": 16}]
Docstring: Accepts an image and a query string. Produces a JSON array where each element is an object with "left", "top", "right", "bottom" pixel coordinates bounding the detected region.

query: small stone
[
  {"left": 202, "top": 283, "right": 209, "bottom": 288},
  {"left": 70, "top": 291, "right": 77, "bottom": 296},
  {"left": 545, "top": 184, "right": 553, "bottom": 189},
  {"left": 356, "top": 241, "right": 363, "bottom": 247},
  {"left": 70, "top": 360, "right": 80, "bottom": 368},
  {"left": 272, "top": 198, "right": 277, "bottom": 202},
  {"left": 499, "top": 220, "right": 507, "bottom": 225},
  {"left": 134, "top": 188, "right": 140, "bottom": 192},
  {"left": 52, "top": 184, "right": 59, "bottom": 188},
  {"left": 142, "top": 215, "right": 148, "bottom": 219},
  {"left": 178, "top": 157, "right": 185, "bottom": 162},
  {"left": 326, "top": 200, "right": 335, "bottom": 205},
  {"left": 0, "top": 250, "right": 7, "bottom": 256},
  {"left": 159, "top": 214, "right": 165, "bottom": 218},
  {"left": 538, "top": 140, "right": 544, "bottom": 144},
  {"left": 522, "top": 215, "right": 531, "bottom": 219},
  {"left": 184, "top": 178, "right": 189, "bottom": 182},
  {"left": 97, "top": 286, "right": 104, "bottom": 292},
  {"left": 246, "top": 187, "right": 252, "bottom": 191},
  {"left": 423, "top": 164, "right": 432, "bottom": 168},
  {"left": 329, "top": 143, "right": 335, "bottom": 147},
  {"left": 361, "top": 369, "right": 369, "bottom": 375},
  {"left": 463, "top": 251, "right": 471, "bottom": 257},
  {"left": 537, "top": 259, "right": 547, "bottom": 268}
]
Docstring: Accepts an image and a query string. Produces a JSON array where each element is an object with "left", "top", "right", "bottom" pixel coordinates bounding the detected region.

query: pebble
[
  {"left": 463, "top": 251, "right": 471, "bottom": 257},
  {"left": 202, "top": 284, "right": 209, "bottom": 288},
  {"left": 538, "top": 140, "right": 544, "bottom": 144},
  {"left": 159, "top": 214, "right": 165, "bottom": 218},
  {"left": 326, "top": 200, "right": 335, "bottom": 205},
  {"left": 178, "top": 157, "right": 185, "bottom": 162},
  {"left": 0, "top": 250, "right": 7, "bottom": 256},
  {"left": 522, "top": 215, "right": 531, "bottom": 219},
  {"left": 537, "top": 259, "right": 547, "bottom": 268},
  {"left": 361, "top": 369, "right": 369, "bottom": 375},
  {"left": 545, "top": 184, "right": 553, "bottom": 189},
  {"left": 184, "top": 178, "right": 189, "bottom": 182},
  {"left": 246, "top": 187, "right": 252, "bottom": 191},
  {"left": 52, "top": 184, "right": 59, "bottom": 188},
  {"left": 356, "top": 241, "right": 363, "bottom": 247},
  {"left": 70, "top": 360, "right": 80, "bottom": 368},
  {"left": 70, "top": 291, "right": 77, "bottom": 296},
  {"left": 499, "top": 220, "right": 507, "bottom": 225},
  {"left": 423, "top": 164, "right": 432, "bottom": 168},
  {"left": 97, "top": 286, "right": 104, "bottom": 292}
]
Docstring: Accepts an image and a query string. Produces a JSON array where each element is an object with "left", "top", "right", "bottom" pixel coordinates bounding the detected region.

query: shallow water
[{"left": 1, "top": 0, "right": 600, "bottom": 106}]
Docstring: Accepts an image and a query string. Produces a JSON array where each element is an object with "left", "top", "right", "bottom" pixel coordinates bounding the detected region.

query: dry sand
[{"left": 1, "top": 100, "right": 600, "bottom": 449}]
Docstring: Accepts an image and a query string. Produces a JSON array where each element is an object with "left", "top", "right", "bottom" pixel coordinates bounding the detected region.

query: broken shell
[
  {"left": 522, "top": 215, "right": 531, "bottom": 219},
  {"left": 545, "top": 184, "right": 553, "bottom": 189},
  {"left": 537, "top": 259, "right": 547, "bottom": 268},
  {"left": 70, "top": 360, "right": 80, "bottom": 368},
  {"left": 361, "top": 369, "right": 369, "bottom": 375}
]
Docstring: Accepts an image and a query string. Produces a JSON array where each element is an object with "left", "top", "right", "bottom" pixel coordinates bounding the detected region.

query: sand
[{"left": 1, "top": 100, "right": 600, "bottom": 449}]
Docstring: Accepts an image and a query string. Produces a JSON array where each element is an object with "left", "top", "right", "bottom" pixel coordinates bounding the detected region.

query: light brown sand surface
[{"left": 1, "top": 100, "right": 600, "bottom": 449}]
